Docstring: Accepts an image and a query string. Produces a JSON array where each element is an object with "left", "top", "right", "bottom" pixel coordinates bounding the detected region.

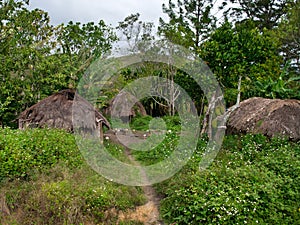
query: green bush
[
  {"left": 130, "top": 115, "right": 181, "bottom": 132},
  {"left": 0, "top": 128, "right": 146, "bottom": 224},
  {"left": 0, "top": 128, "right": 82, "bottom": 181},
  {"left": 130, "top": 115, "right": 154, "bottom": 131},
  {"left": 1, "top": 164, "right": 145, "bottom": 224},
  {"left": 157, "top": 134, "right": 300, "bottom": 224},
  {"left": 131, "top": 130, "right": 179, "bottom": 166}
]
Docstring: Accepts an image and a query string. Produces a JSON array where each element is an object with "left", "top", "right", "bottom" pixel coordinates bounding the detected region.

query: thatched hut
[
  {"left": 103, "top": 91, "right": 147, "bottom": 123},
  {"left": 18, "top": 89, "right": 110, "bottom": 137},
  {"left": 227, "top": 97, "right": 300, "bottom": 141}
]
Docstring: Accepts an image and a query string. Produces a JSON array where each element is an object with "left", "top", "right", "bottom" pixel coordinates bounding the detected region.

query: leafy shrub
[
  {"left": 130, "top": 115, "right": 181, "bottom": 132},
  {"left": 130, "top": 115, "right": 154, "bottom": 131},
  {"left": 157, "top": 134, "right": 300, "bottom": 224},
  {"left": 128, "top": 115, "right": 182, "bottom": 165},
  {"left": 0, "top": 128, "right": 146, "bottom": 224},
  {"left": 1, "top": 164, "right": 145, "bottom": 224},
  {"left": 162, "top": 115, "right": 181, "bottom": 132},
  {"left": 0, "top": 128, "right": 83, "bottom": 182},
  {"left": 132, "top": 131, "right": 179, "bottom": 165}
]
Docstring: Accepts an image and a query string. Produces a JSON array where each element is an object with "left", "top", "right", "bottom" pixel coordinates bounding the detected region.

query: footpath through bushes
[{"left": 1, "top": 122, "right": 300, "bottom": 224}]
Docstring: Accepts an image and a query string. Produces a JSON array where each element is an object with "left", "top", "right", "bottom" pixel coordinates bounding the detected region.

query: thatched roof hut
[
  {"left": 104, "top": 91, "right": 147, "bottom": 122},
  {"left": 227, "top": 97, "right": 300, "bottom": 141},
  {"left": 18, "top": 89, "right": 110, "bottom": 132}
]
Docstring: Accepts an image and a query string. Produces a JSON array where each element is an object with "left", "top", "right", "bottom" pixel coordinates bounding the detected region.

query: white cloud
[{"left": 29, "top": 0, "right": 168, "bottom": 26}]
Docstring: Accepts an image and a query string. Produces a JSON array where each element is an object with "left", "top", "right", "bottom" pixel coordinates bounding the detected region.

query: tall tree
[
  {"left": 58, "top": 21, "right": 116, "bottom": 60},
  {"left": 155, "top": 0, "right": 218, "bottom": 117},
  {"left": 117, "top": 14, "right": 179, "bottom": 116},
  {"left": 57, "top": 20, "right": 117, "bottom": 82},
  {"left": 159, "top": 0, "right": 216, "bottom": 52},
  {"left": 116, "top": 13, "right": 155, "bottom": 53},
  {"left": 199, "top": 21, "right": 283, "bottom": 105},
  {"left": 277, "top": 0, "right": 300, "bottom": 71},
  {"left": 223, "top": 0, "right": 295, "bottom": 30},
  {"left": 0, "top": 0, "right": 55, "bottom": 126},
  {"left": 0, "top": 0, "right": 117, "bottom": 127}
]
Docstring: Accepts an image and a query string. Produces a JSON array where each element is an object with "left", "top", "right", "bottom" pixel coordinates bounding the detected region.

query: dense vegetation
[
  {"left": 129, "top": 117, "right": 300, "bottom": 224},
  {"left": 157, "top": 134, "right": 300, "bottom": 224},
  {"left": 0, "top": 120, "right": 299, "bottom": 224},
  {"left": 0, "top": 0, "right": 299, "bottom": 224},
  {"left": 0, "top": 128, "right": 145, "bottom": 224},
  {"left": 1, "top": 0, "right": 299, "bottom": 127}
]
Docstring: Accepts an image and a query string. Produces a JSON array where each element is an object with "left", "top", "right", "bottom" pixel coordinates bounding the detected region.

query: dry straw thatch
[
  {"left": 227, "top": 97, "right": 300, "bottom": 141},
  {"left": 104, "top": 91, "right": 147, "bottom": 122},
  {"left": 18, "top": 89, "right": 110, "bottom": 132}
]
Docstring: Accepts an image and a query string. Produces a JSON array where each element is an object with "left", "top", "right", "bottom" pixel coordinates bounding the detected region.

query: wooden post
[{"left": 99, "top": 121, "right": 104, "bottom": 144}]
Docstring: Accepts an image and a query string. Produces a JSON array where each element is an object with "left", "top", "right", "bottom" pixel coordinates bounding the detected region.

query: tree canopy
[
  {"left": 0, "top": 0, "right": 299, "bottom": 126},
  {"left": 0, "top": 0, "right": 116, "bottom": 127}
]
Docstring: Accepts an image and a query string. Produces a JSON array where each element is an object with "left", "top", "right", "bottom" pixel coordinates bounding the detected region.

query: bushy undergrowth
[
  {"left": 156, "top": 134, "right": 300, "bottom": 224},
  {"left": 0, "top": 128, "right": 82, "bottom": 182},
  {"left": 130, "top": 115, "right": 154, "bottom": 131},
  {"left": 130, "top": 115, "right": 181, "bottom": 132},
  {"left": 0, "top": 128, "right": 145, "bottom": 224},
  {"left": 0, "top": 164, "right": 145, "bottom": 224},
  {"left": 130, "top": 115, "right": 181, "bottom": 165},
  {"left": 2, "top": 122, "right": 300, "bottom": 224},
  {"left": 132, "top": 131, "right": 179, "bottom": 165}
]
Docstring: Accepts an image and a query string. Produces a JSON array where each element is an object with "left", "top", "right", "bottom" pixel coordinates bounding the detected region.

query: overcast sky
[{"left": 28, "top": 0, "right": 168, "bottom": 27}]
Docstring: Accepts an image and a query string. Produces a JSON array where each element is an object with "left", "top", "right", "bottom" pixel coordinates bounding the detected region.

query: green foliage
[
  {"left": 59, "top": 20, "right": 116, "bottom": 58},
  {"left": 277, "top": 0, "right": 300, "bottom": 73},
  {"left": 129, "top": 115, "right": 181, "bottom": 132},
  {"left": 156, "top": 134, "right": 300, "bottom": 224},
  {"left": 130, "top": 115, "right": 181, "bottom": 165},
  {"left": 223, "top": 0, "right": 293, "bottom": 30},
  {"left": 132, "top": 130, "right": 179, "bottom": 166},
  {"left": 250, "top": 61, "right": 300, "bottom": 99},
  {"left": 159, "top": 0, "right": 216, "bottom": 51},
  {"left": 199, "top": 21, "right": 283, "bottom": 105},
  {"left": 0, "top": 164, "right": 145, "bottom": 224},
  {"left": 173, "top": 70, "right": 204, "bottom": 110},
  {"left": 161, "top": 115, "right": 182, "bottom": 131},
  {"left": 130, "top": 115, "right": 154, "bottom": 131},
  {"left": 0, "top": 1, "right": 116, "bottom": 127},
  {"left": 0, "top": 128, "right": 82, "bottom": 181},
  {"left": 0, "top": 1, "right": 57, "bottom": 126},
  {"left": 104, "top": 138, "right": 133, "bottom": 163},
  {"left": 117, "top": 13, "right": 155, "bottom": 52},
  {"left": 0, "top": 127, "right": 145, "bottom": 224}
]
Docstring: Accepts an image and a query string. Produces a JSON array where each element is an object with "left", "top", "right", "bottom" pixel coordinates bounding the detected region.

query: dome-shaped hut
[
  {"left": 227, "top": 97, "right": 300, "bottom": 141},
  {"left": 103, "top": 91, "right": 147, "bottom": 123},
  {"left": 18, "top": 89, "right": 110, "bottom": 139}
]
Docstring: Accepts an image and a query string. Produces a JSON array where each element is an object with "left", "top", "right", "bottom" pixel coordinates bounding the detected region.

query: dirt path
[{"left": 105, "top": 131, "right": 164, "bottom": 224}]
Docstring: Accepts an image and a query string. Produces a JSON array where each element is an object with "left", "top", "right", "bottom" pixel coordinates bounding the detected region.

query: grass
[
  {"left": 1, "top": 164, "right": 146, "bottom": 224},
  {"left": 0, "top": 128, "right": 146, "bottom": 224}
]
